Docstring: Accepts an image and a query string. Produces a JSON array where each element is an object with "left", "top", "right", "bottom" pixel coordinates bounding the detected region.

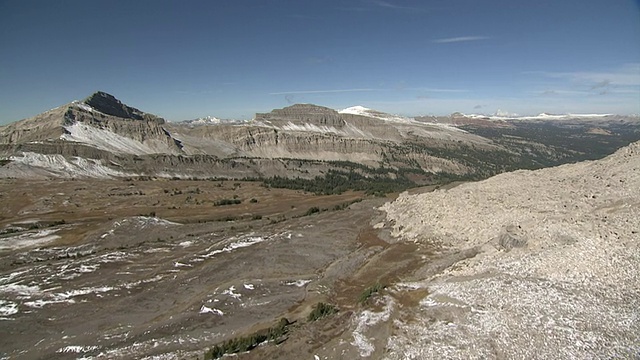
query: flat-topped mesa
[
  {"left": 82, "top": 91, "right": 164, "bottom": 123},
  {"left": 255, "top": 104, "right": 345, "bottom": 127}
]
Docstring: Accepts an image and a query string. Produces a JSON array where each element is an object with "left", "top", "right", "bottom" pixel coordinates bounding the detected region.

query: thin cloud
[
  {"left": 371, "top": 0, "right": 422, "bottom": 11},
  {"left": 410, "top": 87, "right": 469, "bottom": 93},
  {"left": 528, "top": 63, "right": 640, "bottom": 87},
  {"left": 591, "top": 80, "right": 611, "bottom": 89},
  {"left": 433, "top": 36, "right": 490, "bottom": 44},
  {"left": 342, "top": 1, "right": 424, "bottom": 12},
  {"left": 269, "top": 88, "right": 381, "bottom": 95},
  {"left": 537, "top": 89, "right": 590, "bottom": 96}
]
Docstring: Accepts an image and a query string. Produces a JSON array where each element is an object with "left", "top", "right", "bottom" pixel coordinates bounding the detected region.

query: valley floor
[
  {"left": 0, "top": 178, "right": 428, "bottom": 359},
  {"left": 1, "top": 153, "right": 637, "bottom": 360}
]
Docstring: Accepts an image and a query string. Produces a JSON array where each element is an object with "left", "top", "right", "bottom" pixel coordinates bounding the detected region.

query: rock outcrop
[
  {"left": 255, "top": 104, "right": 346, "bottom": 127},
  {"left": 83, "top": 91, "right": 161, "bottom": 122},
  {"left": 380, "top": 141, "right": 640, "bottom": 358}
]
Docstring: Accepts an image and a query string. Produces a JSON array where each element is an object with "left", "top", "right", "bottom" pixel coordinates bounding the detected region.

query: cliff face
[
  {"left": 2, "top": 93, "right": 639, "bottom": 181},
  {"left": 255, "top": 104, "right": 346, "bottom": 127},
  {"left": 165, "top": 104, "right": 500, "bottom": 172},
  {"left": 0, "top": 106, "right": 68, "bottom": 144}
]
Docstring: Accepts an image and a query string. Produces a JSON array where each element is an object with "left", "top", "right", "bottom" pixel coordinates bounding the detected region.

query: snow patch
[
  {"left": 463, "top": 112, "right": 613, "bottom": 121},
  {"left": 0, "top": 300, "right": 18, "bottom": 316},
  {"left": 131, "top": 216, "right": 181, "bottom": 228},
  {"left": 0, "top": 228, "right": 61, "bottom": 251},
  {"left": 202, "top": 236, "right": 266, "bottom": 259},
  {"left": 78, "top": 264, "right": 99, "bottom": 273},
  {"left": 9, "top": 152, "right": 132, "bottom": 179},
  {"left": 72, "top": 101, "right": 95, "bottom": 113},
  {"left": 221, "top": 286, "right": 242, "bottom": 300},
  {"left": 56, "top": 345, "right": 99, "bottom": 353},
  {"left": 281, "top": 122, "right": 343, "bottom": 134},
  {"left": 243, "top": 283, "right": 254, "bottom": 290},
  {"left": 21, "top": 285, "right": 118, "bottom": 308},
  {"left": 200, "top": 305, "right": 224, "bottom": 316},
  {"left": 61, "top": 123, "right": 159, "bottom": 155},
  {"left": 0, "top": 283, "right": 42, "bottom": 298},
  {"left": 351, "top": 296, "right": 395, "bottom": 357},
  {"left": 340, "top": 106, "right": 416, "bottom": 124},
  {"left": 283, "top": 279, "right": 312, "bottom": 287}
]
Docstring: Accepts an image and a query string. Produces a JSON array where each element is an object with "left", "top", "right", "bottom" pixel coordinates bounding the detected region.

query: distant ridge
[{"left": 1, "top": 93, "right": 639, "bottom": 182}]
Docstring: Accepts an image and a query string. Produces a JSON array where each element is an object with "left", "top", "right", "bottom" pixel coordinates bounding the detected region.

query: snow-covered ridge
[
  {"left": 340, "top": 106, "right": 417, "bottom": 124},
  {"left": 179, "top": 116, "right": 247, "bottom": 126},
  {"left": 462, "top": 112, "right": 614, "bottom": 121}
]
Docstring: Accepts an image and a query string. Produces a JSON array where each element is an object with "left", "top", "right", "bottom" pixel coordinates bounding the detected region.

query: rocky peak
[
  {"left": 255, "top": 104, "right": 345, "bottom": 127},
  {"left": 83, "top": 91, "right": 162, "bottom": 123}
]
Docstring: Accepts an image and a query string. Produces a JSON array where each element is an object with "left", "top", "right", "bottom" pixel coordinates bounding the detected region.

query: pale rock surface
[{"left": 380, "top": 141, "right": 640, "bottom": 359}]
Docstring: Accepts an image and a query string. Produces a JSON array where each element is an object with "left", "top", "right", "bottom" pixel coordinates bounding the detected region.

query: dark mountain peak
[{"left": 83, "top": 91, "right": 148, "bottom": 121}]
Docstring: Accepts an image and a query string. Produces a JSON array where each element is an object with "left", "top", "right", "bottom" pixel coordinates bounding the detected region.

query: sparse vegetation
[
  {"left": 304, "top": 206, "right": 321, "bottom": 216},
  {"left": 332, "top": 198, "right": 363, "bottom": 211},
  {"left": 263, "top": 169, "right": 416, "bottom": 196},
  {"left": 307, "top": 302, "right": 338, "bottom": 322},
  {"left": 205, "top": 318, "right": 291, "bottom": 359},
  {"left": 359, "top": 283, "right": 386, "bottom": 305},
  {"left": 22, "top": 219, "right": 67, "bottom": 231},
  {"left": 214, "top": 198, "right": 242, "bottom": 206},
  {"left": 217, "top": 215, "right": 238, "bottom": 222}
]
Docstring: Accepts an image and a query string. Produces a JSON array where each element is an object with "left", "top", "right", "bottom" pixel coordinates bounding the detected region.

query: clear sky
[{"left": 1, "top": 0, "right": 639, "bottom": 123}]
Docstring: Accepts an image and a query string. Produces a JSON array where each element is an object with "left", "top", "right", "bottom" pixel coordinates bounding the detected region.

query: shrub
[
  {"left": 304, "top": 206, "right": 320, "bottom": 216},
  {"left": 205, "top": 318, "right": 290, "bottom": 359},
  {"left": 214, "top": 199, "right": 242, "bottom": 206},
  {"left": 358, "top": 283, "right": 386, "bottom": 305},
  {"left": 307, "top": 302, "right": 338, "bottom": 322}
]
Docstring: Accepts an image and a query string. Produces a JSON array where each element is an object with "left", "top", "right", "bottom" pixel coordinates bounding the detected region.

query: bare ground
[{"left": 0, "top": 178, "right": 442, "bottom": 359}]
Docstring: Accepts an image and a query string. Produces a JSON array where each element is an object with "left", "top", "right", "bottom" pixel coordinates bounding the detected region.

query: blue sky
[{"left": 1, "top": 0, "right": 639, "bottom": 123}]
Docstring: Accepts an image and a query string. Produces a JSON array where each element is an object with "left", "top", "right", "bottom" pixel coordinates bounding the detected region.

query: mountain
[
  {"left": 0, "top": 91, "right": 183, "bottom": 156},
  {"left": 379, "top": 140, "right": 640, "bottom": 358},
  {"left": 1, "top": 92, "right": 639, "bottom": 190},
  {"left": 178, "top": 116, "right": 246, "bottom": 126}
]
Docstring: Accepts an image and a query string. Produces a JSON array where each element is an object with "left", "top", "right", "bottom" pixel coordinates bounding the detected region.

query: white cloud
[
  {"left": 433, "top": 36, "right": 490, "bottom": 44},
  {"left": 530, "top": 63, "right": 640, "bottom": 87},
  {"left": 269, "top": 88, "right": 381, "bottom": 95}
]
